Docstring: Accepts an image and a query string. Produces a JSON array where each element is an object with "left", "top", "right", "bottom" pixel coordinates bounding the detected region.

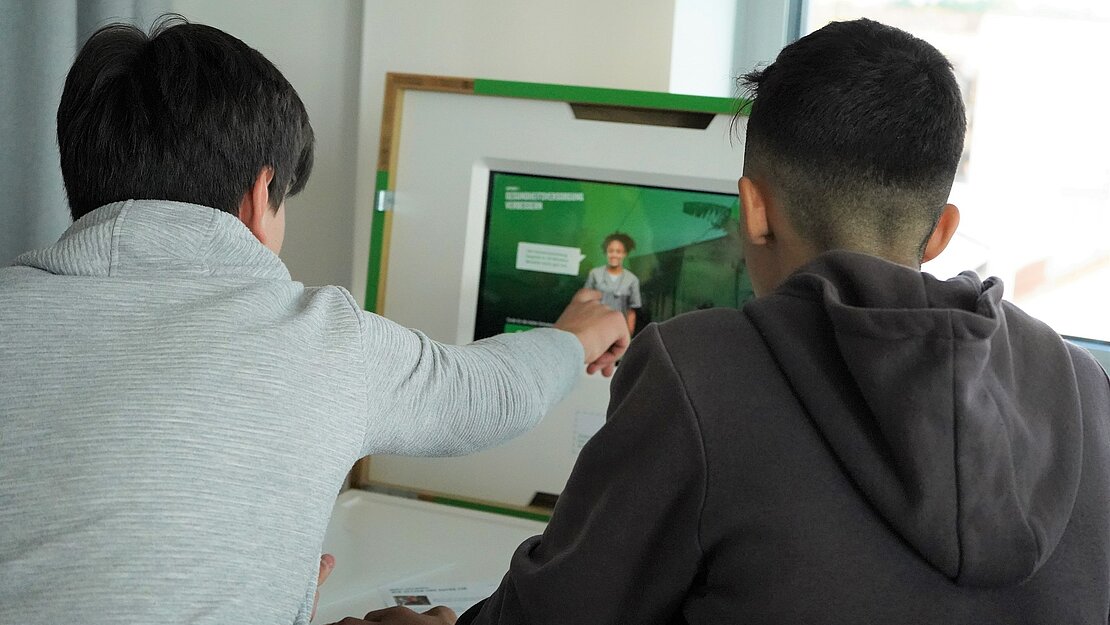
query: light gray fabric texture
[
  {"left": 0, "top": 200, "right": 583, "bottom": 624},
  {"left": 0, "top": 0, "right": 170, "bottom": 265},
  {"left": 583, "top": 266, "right": 641, "bottom": 316}
]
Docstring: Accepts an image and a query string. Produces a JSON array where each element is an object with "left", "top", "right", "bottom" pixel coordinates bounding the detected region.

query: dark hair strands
[
  {"left": 57, "top": 14, "right": 314, "bottom": 221},
  {"left": 733, "top": 18, "right": 966, "bottom": 256},
  {"left": 602, "top": 232, "right": 636, "bottom": 254}
]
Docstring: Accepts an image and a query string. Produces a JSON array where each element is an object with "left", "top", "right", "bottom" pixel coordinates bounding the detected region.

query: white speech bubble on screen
[{"left": 515, "top": 242, "right": 587, "bottom": 276}]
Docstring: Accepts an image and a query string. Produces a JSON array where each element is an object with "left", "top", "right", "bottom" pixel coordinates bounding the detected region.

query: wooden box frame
[{"left": 349, "top": 73, "right": 745, "bottom": 519}]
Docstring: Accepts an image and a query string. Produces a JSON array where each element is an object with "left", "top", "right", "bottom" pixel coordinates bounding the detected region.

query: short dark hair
[
  {"left": 57, "top": 15, "right": 314, "bottom": 220},
  {"left": 602, "top": 232, "right": 635, "bottom": 254},
  {"left": 736, "top": 18, "right": 966, "bottom": 256}
]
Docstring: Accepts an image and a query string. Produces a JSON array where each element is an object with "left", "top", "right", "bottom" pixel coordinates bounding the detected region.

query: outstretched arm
[{"left": 357, "top": 289, "right": 627, "bottom": 458}]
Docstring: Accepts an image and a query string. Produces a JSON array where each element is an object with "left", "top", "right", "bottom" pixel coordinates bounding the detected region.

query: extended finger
[
  {"left": 608, "top": 335, "right": 629, "bottom": 359},
  {"left": 585, "top": 354, "right": 609, "bottom": 375},
  {"left": 319, "top": 553, "right": 336, "bottom": 585},
  {"left": 586, "top": 355, "right": 616, "bottom": 376},
  {"left": 313, "top": 554, "right": 336, "bottom": 621}
]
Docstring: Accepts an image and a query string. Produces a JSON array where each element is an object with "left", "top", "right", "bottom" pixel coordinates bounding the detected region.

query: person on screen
[
  {"left": 358, "top": 17, "right": 1110, "bottom": 625},
  {"left": 583, "top": 232, "right": 642, "bottom": 335},
  {"left": 0, "top": 16, "right": 630, "bottom": 625}
]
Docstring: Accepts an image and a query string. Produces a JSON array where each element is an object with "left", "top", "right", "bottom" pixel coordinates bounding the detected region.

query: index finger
[
  {"left": 608, "top": 333, "right": 630, "bottom": 360},
  {"left": 318, "top": 553, "right": 335, "bottom": 585}
]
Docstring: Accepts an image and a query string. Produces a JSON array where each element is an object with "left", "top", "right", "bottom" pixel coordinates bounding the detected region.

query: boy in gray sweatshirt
[{"left": 0, "top": 18, "right": 628, "bottom": 625}]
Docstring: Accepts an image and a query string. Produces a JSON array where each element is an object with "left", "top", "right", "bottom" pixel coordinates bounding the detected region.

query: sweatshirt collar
[{"left": 14, "top": 200, "right": 291, "bottom": 281}]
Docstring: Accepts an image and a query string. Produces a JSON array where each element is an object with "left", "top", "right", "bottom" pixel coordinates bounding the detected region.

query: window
[{"left": 805, "top": 1, "right": 1110, "bottom": 340}]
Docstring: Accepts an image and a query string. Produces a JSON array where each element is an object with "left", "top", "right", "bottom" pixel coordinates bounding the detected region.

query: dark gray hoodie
[{"left": 461, "top": 250, "right": 1110, "bottom": 625}]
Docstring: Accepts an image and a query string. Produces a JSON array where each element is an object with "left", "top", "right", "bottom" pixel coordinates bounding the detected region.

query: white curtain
[{"left": 0, "top": 0, "right": 170, "bottom": 264}]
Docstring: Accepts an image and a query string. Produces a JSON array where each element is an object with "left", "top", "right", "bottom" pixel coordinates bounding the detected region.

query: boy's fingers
[{"left": 319, "top": 553, "right": 336, "bottom": 585}]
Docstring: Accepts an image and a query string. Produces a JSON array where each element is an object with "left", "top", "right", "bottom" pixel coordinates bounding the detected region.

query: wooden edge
[
  {"left": 376, "top": 73, "right": 476, "bottom": 172},
  {"left": 353, "top": 76, "right": 479, "bottom": 492},
  {"left": 353, "top": 478, "right": 554, "bottom": 522},
  {"left": 568, "top": 103, "right": 716, "bottom": 130},
  {"left": 349, "top": 456, "right": 371, "bottom": 491},
  {"left": 373, "top": 73, "right": 477, "bottom": 316},
  {"left": 351, "top": 74, "right": 735, "bottom": 499}
]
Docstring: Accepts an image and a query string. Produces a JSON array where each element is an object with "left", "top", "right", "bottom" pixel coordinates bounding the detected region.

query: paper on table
[{"left": 381, "top": 582, "right": 501, "bottom": 616}]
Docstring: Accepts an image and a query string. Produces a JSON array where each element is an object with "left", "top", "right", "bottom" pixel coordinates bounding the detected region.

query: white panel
[
  {"left": 670, "top": 0, "right": 740, "bottom": 96},
  {"left": 315, "top": 490, "right": 545, "bottom": 622},
  {"left": 351, "top": 0, "right": 678, "bottom": 305},
  {"left": 368, "top": 89, "right": 746, "bottom": 506}
]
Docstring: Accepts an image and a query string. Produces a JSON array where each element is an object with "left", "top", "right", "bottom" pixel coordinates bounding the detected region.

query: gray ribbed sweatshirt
[{"left": 0, "top": 200, "right": 582, "bottom": 624}]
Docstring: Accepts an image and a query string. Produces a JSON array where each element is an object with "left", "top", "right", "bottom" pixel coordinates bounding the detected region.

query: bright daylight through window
[{"left": 807, "top": 0, "right": 1110, "bottom": 340}]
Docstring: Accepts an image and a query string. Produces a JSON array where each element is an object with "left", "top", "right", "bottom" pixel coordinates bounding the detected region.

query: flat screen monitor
[
  {"left": 473, "top": 171, "right": 755, "bottom": 341},
  {"left": 1064, "top": 335, "right": 1110, "bottom": 372}
]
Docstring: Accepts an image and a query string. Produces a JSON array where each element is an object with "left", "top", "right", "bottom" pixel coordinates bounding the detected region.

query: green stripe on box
[
  {"left": 474, "top": 78, "right": 750, "bottom": 116},
  {"left": 502, "top": 323, "right": 538, "bottom": 334},
  {"left": 431, "top": 496, "right": 552, "bottom": 523},
  {"left": 365, "top": 170, "right": 389, "bottom": 312}
]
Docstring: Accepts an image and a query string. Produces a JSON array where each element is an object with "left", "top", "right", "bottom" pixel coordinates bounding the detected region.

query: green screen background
[{"left": 474, "top": 172, "right": 754, "bottom": 340}]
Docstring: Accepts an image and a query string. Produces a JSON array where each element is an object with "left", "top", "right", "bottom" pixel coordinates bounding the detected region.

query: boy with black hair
[
  {"left": 0, "top": 17, "right": 628, "bottom": 625},
  {"left": 363, "top": 17, "right": 1110, "bottom": 625}
]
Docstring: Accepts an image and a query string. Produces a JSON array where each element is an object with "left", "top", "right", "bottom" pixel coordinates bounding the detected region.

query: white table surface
[{"left": 313, "top": 489, "right": 547, "bottom": 623}]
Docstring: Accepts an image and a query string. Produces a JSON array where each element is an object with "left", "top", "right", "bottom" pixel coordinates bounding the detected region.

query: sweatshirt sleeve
[
  {"left": 357, "top": 310, "right": 583, "bottom": 458},
  {"left": 457, "top": 323, "right": 707, "bottom": 625}
]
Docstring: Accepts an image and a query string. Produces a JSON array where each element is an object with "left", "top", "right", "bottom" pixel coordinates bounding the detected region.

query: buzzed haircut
[
  {"left": 737, "top": 18, "right": 966, "bottom": 257},
  {"left": 56, "top": 16, "right": 314, "bottom": 220}
]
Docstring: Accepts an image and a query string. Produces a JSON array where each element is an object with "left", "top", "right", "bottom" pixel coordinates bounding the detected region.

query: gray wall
[{"left": 171, "top": 0, "right": 365, "bottom": 290}]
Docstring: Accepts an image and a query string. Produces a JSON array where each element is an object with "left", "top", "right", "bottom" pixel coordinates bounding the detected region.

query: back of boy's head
[
  {"left": 739, "top": 18, "right": 966, "bottom": 258},
  {"left": 56, "top": 15, "right": 314, "bottom": 221}
]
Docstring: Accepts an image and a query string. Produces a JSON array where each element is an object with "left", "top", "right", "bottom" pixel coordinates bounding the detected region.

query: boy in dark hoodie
[{"left": 357, "top": 17, "right": 1110, "bottom": 625}]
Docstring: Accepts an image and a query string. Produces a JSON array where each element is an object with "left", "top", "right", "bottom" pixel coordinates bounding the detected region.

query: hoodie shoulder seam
[{"left": 652, "top": 323, "right": 711, "bottom": 560}]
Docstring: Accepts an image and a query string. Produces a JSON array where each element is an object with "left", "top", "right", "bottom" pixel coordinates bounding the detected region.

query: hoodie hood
[{"left": 744, "top": 251, "right": 1082, "bottom": 588}]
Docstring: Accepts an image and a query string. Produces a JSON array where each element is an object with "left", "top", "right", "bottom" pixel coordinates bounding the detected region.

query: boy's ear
[
  {"left": 738, "top": 176, "right": 772, "bottom": 246},
  {"left": 922, "top": 203, "right": 960, "bottom": 264},
  {"left": 238, "top": 167, "right": 275, "bottom": 245}
]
